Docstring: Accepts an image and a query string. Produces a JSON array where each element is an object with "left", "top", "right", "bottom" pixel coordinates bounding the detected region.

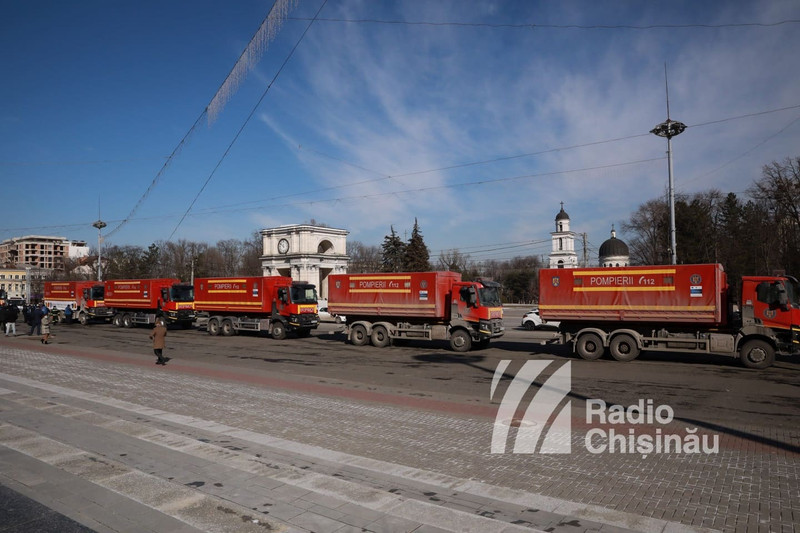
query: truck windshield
[
  {"left": 90, "top": 287, "right": 104, "bottom": 300},
  {"left": 787, "top": 279, "right": 800, "bottom": 306},
  {"left": 291, "top": 285, "right": 318, "bottom": 305},
  {"left": 170, "top": 285, "right": 194, "bottom": 303},
  {"left": 478, "top": 287, "right": 502, "bottom": 307}
]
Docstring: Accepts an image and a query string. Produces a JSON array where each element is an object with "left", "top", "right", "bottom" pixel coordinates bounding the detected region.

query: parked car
[
  {"left": 521, "top": 308, "right": 560, "bottom": 330},
  {"left": 318, "top": 307, "right": 345, "bottom": 323}
]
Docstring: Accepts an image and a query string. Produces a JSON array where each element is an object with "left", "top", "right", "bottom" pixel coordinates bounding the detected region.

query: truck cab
[
  {"left": 78, "top": 283, "right": 113, "bottom": 324},
  {"left": 739, "top": 275, "right": 800, "bottom": 360},
  {"left": 159, "top": 283, "right": 195, "bottom": 327},
  {"left": 275, "top": 281, "right": 319, "bottom": 334},
  {"left": 451, "top": 279, "right": 505, "bottom": 349}
]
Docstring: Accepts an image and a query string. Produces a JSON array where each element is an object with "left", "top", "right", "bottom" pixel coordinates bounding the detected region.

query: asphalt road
[{"left": 29, "top": 306, "right": 800, "bottom": 436}]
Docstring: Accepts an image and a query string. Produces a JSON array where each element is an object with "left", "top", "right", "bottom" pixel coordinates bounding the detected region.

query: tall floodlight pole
[
  {"left": 650, "top": 65, "right": 685, "bottom": 265},
  {"left": 92, "top": 219, "right": 107, "bottom": 281}
]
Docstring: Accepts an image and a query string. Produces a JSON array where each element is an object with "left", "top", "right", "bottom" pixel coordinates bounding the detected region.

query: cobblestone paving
[{"left": 1, "top": 344, "right": 798, "bottom": 532}]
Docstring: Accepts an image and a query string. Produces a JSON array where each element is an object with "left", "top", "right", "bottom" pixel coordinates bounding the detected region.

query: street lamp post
[
  {"left": 92, "top": 219, "right": 107, "bottom": 281},
  {"left": 650, "top": 66, "right": 685, "bottom": 265},
  {"left": 650, "top": 119, "right": 685, "bottom": 265}
]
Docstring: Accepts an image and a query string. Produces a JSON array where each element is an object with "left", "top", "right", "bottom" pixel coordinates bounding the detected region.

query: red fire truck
[
  {"left": 538, "top": 263, "right": 800, "bottom": 368},
  {"left": 43, "top": 281, "right": 113, "bottom": 324},
  {"left": 193, "top": 276, "right": 319, "bottom": 339},
  {"left": 327, "top": 271, "right": 504, "bottom": 351},
  {"left": 104, "top": 278, "right": 195, "bottom": 328}
]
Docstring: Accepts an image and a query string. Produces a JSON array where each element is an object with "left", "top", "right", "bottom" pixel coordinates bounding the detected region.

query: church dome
[
  {"left": 555, "top": 206, "right": 570, "bottom": 222},
  {"left": 599, "top": 227, "right": 629, "bottom": 260}
]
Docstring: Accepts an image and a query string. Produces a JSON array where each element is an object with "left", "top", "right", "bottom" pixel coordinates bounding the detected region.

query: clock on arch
[{"left": 277, "top": 238, "right": 290, "bottom": 254}]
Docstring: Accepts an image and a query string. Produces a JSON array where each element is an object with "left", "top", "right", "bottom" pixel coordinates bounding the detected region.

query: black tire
[
  {"left": 576, "top": 333, "right": 604, "bottom": 360},
  {"left": 450, "top": 329, "right": 472, "bottom": 352},
  {"left": 112, "top": 314, "right": 123, "bottom": 327},
  {"left": 207, "top": 318, "right": 220, "bottom": 336},
  {"left": 739, "top": 339, "right": 775, "bottom": 369},
  {"left": 609, "top": 334, "right": 640, "bottom": 362},
  {"left": 221, "top": 319, "right": 235, "bottom": 337},
  {"left": 78, "top": 313, "right": 88, "bottom": 326},
  {"left": 122, "top": 314, "right": 133, "bottom": 328},
  {"left": 523, "top": 321, "right": 536, "bottom": 331},
  {"left": 371, "top": 325, "right": 390, "bottom": 348},
  {"left": 351, "top": 324, "right": 369, "bottom": 346},
  {"left": 271, "top": 321, "right": 287, "bottom": 340}
]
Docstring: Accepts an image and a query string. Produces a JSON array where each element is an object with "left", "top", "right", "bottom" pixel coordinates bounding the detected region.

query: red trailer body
[
  {"left": 538, "top": 264, "right": 728, "bottom": 325},
  {"left": 328, "top": 271, "right": 461, "bottom": 321},
  {"left": 328, "top": 271, "right": 504, "bottom": 351},
  {"left": 193, "top": 276, "right": 318, "bottom": 339},
  {"left": 537, "top": 263, "right": 800, "bottom": 369},
  {"left": 105, "top": 279, "right": 195, "bottom": 327}
]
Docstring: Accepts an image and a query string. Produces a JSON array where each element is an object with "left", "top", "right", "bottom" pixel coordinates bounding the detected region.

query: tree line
[{"left": 624, "top": 156, "right": 800, "bottom": 294}]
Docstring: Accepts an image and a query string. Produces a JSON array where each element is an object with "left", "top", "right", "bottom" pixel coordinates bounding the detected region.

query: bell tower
[{"left": 549, "top": 202, "right": 578, "bottom": 269}]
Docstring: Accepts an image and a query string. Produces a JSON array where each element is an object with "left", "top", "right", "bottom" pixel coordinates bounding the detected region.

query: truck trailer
[
  {"left": 193, "top": 276, "right": 319, "bottom": 339},
  {"left": 327, "top": 271, "right": 504, "bottom": 352},
  {"left": 538, "top": 263, "right": 800, "bottom": 368},
  {"left": 104, "top": 278, "right": 195, "bottom": 328},
  {"left": 44, "top": 281, "right": 114, "bottom": 324}
]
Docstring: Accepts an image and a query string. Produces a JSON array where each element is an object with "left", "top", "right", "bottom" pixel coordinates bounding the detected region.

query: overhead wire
[
  {"left": 167, "top": 0, "right": 329, "bottom": 241},
  {"left": 288, "top": 17, "right": 800, "bottom": 31}
]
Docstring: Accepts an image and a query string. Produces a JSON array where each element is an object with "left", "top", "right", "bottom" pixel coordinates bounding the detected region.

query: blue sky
[{"left": 2, "top": 0, "right": 799, "bottom": 265}]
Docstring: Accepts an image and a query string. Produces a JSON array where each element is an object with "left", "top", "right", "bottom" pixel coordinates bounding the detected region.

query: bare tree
[
  {"left": 436, "top": 249, "right": 471, "bottom": 273},
  {"left": 240, "top": 231, "right": 264, "bottom": 276},
  {"left": 347, "top": 240, "right": 381, "bottom": 273}
]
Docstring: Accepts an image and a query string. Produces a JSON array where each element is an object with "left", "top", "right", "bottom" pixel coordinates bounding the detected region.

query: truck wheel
[
  {"left": 78, "top": 313, "right": 88, "bottom": 326},
  {"left": 350, "top": 324, "right": 369, "bottom": 346},
  {"left": 739, "top": 339, "right": 775, "bottom": 369},
  {"left": 450, "top": 329, "right": 472, "bottom": 352},
  {"left": 112, "top": 314, "right": 123, "bottom": 327},
  {"left": 122, "top": 314, "right": 134, "bottom": 328},
  {"left": 610, "top": 334, "right": 640, "bottom": 362},
  {"left": 576, "top": 333, "right": 604, "bottom": 360},
  {"left": 271, "top": 321, "right": 287, "bottom": 340},
  {"left": 207, "top": 318, "right": 220, "bottom": 336},
  {"left": 371, "top": 325, "right": 390, "bottom": 348},
  {"left": 221, "top": 319, "right": 235, "bottom": 337}
]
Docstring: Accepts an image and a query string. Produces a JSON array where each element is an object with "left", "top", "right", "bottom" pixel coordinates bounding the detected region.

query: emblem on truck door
[{"left": 552, "top": 276, "right": 560, "bottom": 287}]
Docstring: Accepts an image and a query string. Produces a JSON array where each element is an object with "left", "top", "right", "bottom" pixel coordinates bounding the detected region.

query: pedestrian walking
[
  {"left": 149, "top": 318, "right": 170, "bottom": 365},
  {"left": 40, "top": 311, "right": 52, "bottom": 344},
  {"left": 64, "top": 304, "right": 73, "bottom": 325},
  {"left": 4, "top": 304, "right": 18, "bottom": 336}
]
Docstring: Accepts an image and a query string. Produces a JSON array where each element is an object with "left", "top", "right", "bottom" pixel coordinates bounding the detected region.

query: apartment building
[{"left": 0, "top": 235, "right": 89, "bottom": 270}]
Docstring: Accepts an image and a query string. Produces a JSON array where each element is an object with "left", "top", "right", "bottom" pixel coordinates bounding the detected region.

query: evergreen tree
[
  {"left": 402, "top": 218, "right": 431, "bottom": 272},
  {"left": 381, "top": 226, "right": 406, "bottom": 272}
]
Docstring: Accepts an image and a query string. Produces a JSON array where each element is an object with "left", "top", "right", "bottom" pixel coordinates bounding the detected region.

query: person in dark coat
[
  {"left": 29, "top": 305, "right": 43, "bottom": 336},
  {"left": 4, "top": 304, "right": 19, "bottom": 336},
  {"left": 149, "top": 318, "right": 170, "bottom": 365}
]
